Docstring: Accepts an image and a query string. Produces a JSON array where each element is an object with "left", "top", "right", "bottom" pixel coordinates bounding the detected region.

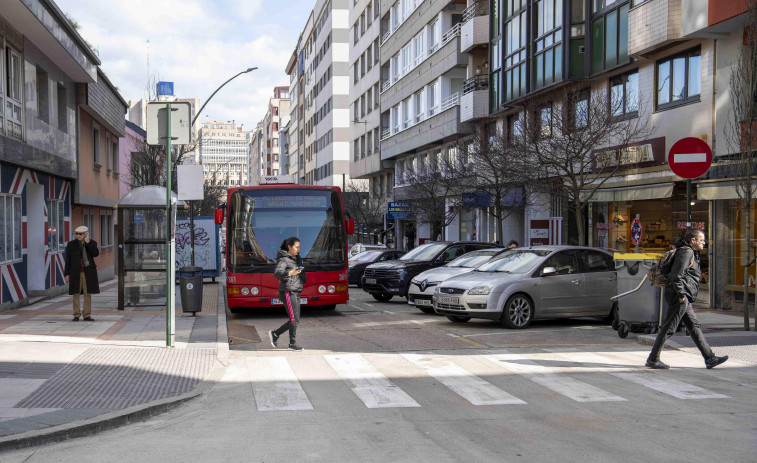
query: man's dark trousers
[{"left": 648, "top": 297, "right": 714, "bottom": 362}]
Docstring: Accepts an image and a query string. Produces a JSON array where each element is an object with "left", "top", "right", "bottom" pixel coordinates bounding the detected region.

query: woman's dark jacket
[
  {"left": 64, "top": 239, "right": 100, "bottom": 295},
  {"left": 274, "top": 249, "right": 306, "bottom": 292},
  {"left": 665, "top": 238, "right": 700, "bottom": 304}
]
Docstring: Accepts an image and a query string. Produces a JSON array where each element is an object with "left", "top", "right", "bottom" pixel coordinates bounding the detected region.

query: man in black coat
[
  {"left": 64, "top": 225, "right": 100, "bottom": 321},
  {"left": 645, "top": 228, "right": 728, "bottom": 370}
]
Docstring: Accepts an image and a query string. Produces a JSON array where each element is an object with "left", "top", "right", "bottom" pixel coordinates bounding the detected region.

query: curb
[
  {"left": 0, "top": 281, "right": 229, "bottom": 452},
  {"left": 636, "top": 334, "right": 684, "bottom": 349}
]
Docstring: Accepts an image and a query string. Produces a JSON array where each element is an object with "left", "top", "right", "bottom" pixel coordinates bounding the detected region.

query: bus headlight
[
  {"left": 250, "top": 287, "right": 259, "bottom": 295},
  {"left": 318, "top": 285, "right": 327, "bottom": 294},
  {"left": 327, "top": 285, "right": 335, "bottom": 293},
  {"left": 241, "top": 287, "right": 250, "bottom": 296}
]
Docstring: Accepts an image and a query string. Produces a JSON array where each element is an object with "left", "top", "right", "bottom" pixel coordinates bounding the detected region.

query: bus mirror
[
  {"left": 214, "top": 208, "right": 224, "bottom": 225},
  {"left": 346, "top": 219, "right": 355, "bottom": 235}
]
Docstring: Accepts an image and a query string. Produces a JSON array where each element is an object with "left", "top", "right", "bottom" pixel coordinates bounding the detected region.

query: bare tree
[
  {"left": 726, "top": 0, "right": 757, "bottom": 330},
  {"left": 518, "top": 83, "right": 655, "bottom": 245},
  {"left": 343, "top": 180, "right": 386, "bottom": 244}
]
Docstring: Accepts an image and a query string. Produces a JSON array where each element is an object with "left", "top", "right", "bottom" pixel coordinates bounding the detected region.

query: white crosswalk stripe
[
  {"left": 401, "top": 353, "right": 526, "bottom": 405},
  {"left": 246, "top": 357, "right": 313, "bottom": 411},
  {"left": 483, "top": 351, "right": 628, "bottom": 402},
  {"left": 324, "top": 353, "right": 420, "bottom": 408}
]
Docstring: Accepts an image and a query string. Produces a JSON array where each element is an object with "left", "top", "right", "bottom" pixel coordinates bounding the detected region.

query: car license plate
[
  {"left": 365, "top": 278, "right": 377, "bottom": 284},
  {"left": 416, "top": 299, "right": 432, "bottom": 306},
  {"left": 439, "top": 296, "right": 459, "bottom": 304},
  {"left": 271, "top": 298, "right": 308, "bottom": 305}
]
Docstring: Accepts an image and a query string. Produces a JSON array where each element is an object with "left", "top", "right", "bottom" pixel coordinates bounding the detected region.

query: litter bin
[
  {"left": 612, "top": 253, "right": 663, "bottom": 338},
  {"left": 179, "top": 266, "right": 204, "bottom": 315}
]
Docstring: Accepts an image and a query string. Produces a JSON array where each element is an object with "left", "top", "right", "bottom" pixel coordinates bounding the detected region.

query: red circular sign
[
  {"left": 668, "top": 137, "right": 713, "bottom": 179},
  {"left": 630, "top": 218, "right": 642, "bottom": 245}
]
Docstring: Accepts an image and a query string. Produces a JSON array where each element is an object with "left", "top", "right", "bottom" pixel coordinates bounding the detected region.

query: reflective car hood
[
  {"left": 414, "top": 267, "right": 473, "bottom": 283},
  {"left": 439, "top": 271, "right": 524, "bottom": 289},
  {"left": 367, "top": 260, "right": 427, "bottom": 270}
]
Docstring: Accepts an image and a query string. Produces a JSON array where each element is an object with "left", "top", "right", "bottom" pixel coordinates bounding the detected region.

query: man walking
[
  {"left": 64, "top": 225, "right": 100, "bottom": 321},
  {"left": 646, "top": 228, "right": 728, "bottom": 369}
]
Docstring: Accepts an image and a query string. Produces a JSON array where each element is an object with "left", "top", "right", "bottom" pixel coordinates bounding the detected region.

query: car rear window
[{"left": 349, "top": 251, "right": 382, "bottom": 263}]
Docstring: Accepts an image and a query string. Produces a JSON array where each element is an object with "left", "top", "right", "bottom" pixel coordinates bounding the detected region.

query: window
[
  {"left": 392, "top": 105, "right": 400, "bottom": 133},
  {"left": 105, "top": 136, "right": 112, "bottom": 171},
  {"left": 92, "top": 126, "right": 101, "bottom": 165},
  {"left": 538, "top": 105, "right": 552, "bottom": 138},
  {"left": 579, "top": 250, "right": 613, "bottom": 272},
  {"left": 428, "top": 19, "right": 440, "bottom": 54},
  {"left": 46, "top": 199, "right": 65, "bottom": 253},
  {"left": 591, "top": 2, "right": 629, "bottom": 74},
  {"left": 414, "top": 91, "right": 424, "bottom": 123},
  {"left": 413, "top": 31, "right": 425, "bottom": 66},
  {"left": 402, "top": 97, "right": 411, "bottom": 129},
  {"left": 57, "top": 84, "right": 67, "bottom": 133},
  {"left": 112, "top": 141, "right": 119, "bottom": 172},
  {"left": 5, "top": 46, "right": 23, "bottom": 139},
  {"left": 36, "top": 66, "right": 49, "bottom": 123},
  {"left": 610, "top": 70, "right": 639, "bottom": 118},
  {"left": 533, "top": 0, "right": 563, "bottom": 90},
  {"left": 354, "top": 139, "right": 360, "bottom": 161},
  {"left": 570, "top": 89, "right": 590, "bottom": 128},
  {"left": 0, "top": 195, "right": 23, "bottom": 262},
  {"left": 428, "top": 81, "right": 438, "bottom": 116},
  {"left": 542, "top": 251, "right": 578, "bottom": 275},
  {"left": 657, "top": 49, "right": 701, "bottom": 109}
]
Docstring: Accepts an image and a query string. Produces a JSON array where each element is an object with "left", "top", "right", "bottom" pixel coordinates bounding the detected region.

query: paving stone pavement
[{"left": 0, "top": 279, "right": 226, "bottom": 447}]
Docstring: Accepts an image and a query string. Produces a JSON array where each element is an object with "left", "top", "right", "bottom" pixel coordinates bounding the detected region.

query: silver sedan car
[
  {"left": 408, "top": 248, "right": 504, "bottom": 313},
  {"left": 432, "top": 246, "right": 617, "bottom": 328}
]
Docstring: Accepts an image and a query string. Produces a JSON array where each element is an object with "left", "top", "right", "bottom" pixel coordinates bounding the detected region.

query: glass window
[
  {"left": 571, "top": 89, "right": 590, "bottom": 129},
  {"left": 656, "top": 49, "right": 701, "bottom": 109},
  {"left": 542, "top": 251, "right": 578, "bottom": 275},
  {"left": 610, "top": 70, "right": 639, "bottom": 118},
  {"left": 579, "top": 250, "right": 612, "bottom": 272}
]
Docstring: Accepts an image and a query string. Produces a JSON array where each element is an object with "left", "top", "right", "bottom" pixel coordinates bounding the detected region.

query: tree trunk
[
  {"left": 495, "top": 205, "right": 504, "bottom": 245},
  {"left": 745, "top": 202, "right": 752, "bottom": 331},
  {"left": 574, "top": 201, "right": 585, "bottom": 246}
]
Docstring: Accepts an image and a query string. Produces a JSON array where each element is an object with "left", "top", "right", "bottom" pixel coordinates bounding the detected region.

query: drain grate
[{"left": 227, "top": 321, "right": 260, "bottom": 344}]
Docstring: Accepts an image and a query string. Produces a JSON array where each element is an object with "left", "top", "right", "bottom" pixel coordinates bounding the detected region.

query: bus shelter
[{"left": 116, "top": 186, "right": 185, "bottom": 310}]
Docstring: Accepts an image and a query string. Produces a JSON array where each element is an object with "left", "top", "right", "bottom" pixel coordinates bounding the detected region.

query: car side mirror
[{"left": 541, "top": 266, "right": 557, "bottom": 276}]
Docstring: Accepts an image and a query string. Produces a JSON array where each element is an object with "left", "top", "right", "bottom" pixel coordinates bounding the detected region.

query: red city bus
[{"left": 216, "top": 180, "right": 354, "bottom": 312}]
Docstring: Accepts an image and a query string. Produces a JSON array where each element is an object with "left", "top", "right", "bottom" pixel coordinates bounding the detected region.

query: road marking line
[
  {"left": 246, "top": 357, "right": 313, "bottom": 412},
  {"left": 402, "top": 353, "right": 526, "bottom": 405},
  {"left": 383, "top": 310, "right": 395, "bottom": 314},
  {"left": 483, "top": 351, "right": 627, "bottom": 403},
  {"left": 324, "top": 353, "right": 420, "bottom": 408}
]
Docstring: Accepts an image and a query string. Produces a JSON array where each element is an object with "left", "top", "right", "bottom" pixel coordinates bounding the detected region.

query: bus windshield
[{"left": 228, "top": 189, "right": 346, "bottom": 272}]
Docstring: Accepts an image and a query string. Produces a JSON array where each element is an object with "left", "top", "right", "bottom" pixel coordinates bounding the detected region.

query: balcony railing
[
  {"left": 381, "top": 30, "right": 391, "bottom": 45},
  {"left": 382, "top": 80, "right": 391, "bottom": 92},
  {"left": 441, "top": 22, "right": 461, "bottom": 46},
  {"left": 381, "top": 128, "right": 391, "bottom": 140},
  {"left": 441, "top": 92, "right": 460, "bottom": 112},
  {"left": 462, "top": 75, "right": 488, "bottom": 95},
  {"left": 462, "top": 0, "right": 488, "bottom": 23}
]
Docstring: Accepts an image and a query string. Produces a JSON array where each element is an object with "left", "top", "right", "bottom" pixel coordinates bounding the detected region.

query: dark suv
[{"left": 361, "top": 241, "right": 500, "bottom": 302}]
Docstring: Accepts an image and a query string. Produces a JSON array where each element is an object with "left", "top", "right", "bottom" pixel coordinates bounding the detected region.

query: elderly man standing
[{"left": 64, "top": 225, "right": 100, "bottom": 321}]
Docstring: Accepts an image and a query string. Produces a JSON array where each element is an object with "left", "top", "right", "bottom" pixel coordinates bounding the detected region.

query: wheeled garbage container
[
  {"left": 179, "top": 266, "right": 204, "bottom": 315},
  {"left": 612, "top": 253, "right": 663, "bottom": 338}
]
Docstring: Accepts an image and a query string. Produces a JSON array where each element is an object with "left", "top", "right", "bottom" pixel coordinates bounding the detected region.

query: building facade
[
  {"left": 255, "top": 86, "right": 290, "bottom": 179},
  {"left": 199, "top": 121, "right": 249, "bottom": 188},
  {"left": 285, "top": 15, "right": 313, "bottom": 183}
]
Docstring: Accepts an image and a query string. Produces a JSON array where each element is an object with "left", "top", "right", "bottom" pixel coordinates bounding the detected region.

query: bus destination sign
[{"left": 254, "top": 195, "right": 328, "bottom": 209}]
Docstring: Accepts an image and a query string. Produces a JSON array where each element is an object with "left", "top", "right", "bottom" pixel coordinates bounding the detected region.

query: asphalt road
[{"left": 4, "top": 288, "right": 756, "bottom": 462}]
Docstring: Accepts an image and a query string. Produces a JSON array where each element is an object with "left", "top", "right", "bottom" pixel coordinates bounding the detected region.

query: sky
[{"left": 55, "top": 0, "right": 315, "bottom": 131}]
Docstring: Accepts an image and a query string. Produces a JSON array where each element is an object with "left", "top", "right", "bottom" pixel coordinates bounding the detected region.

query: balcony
[
  {"left": 460, "top": 76, "right": 489, "bottom": 122},
  {"left": 460, "top": 2, "right": 489, "bottom": 53},
  {"left": 628, "top": 0, "right": 684, "bottom": 58}
]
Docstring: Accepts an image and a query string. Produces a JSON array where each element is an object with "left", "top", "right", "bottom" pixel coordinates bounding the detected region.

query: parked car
[
  {"left": 432, "top": 246, "right": 617, "bottom": 328},
  {"left": 361, "top": 241, "right": 501, "bottom": 302},
  {"left": 408, "top": 248, "right": 505, "bottom": 313},
  {"left": 348, "top": 249, "right": 406, "bottom": 286},
  {"left": 349, "top": 243, "right": 388, "bottom": 258}
]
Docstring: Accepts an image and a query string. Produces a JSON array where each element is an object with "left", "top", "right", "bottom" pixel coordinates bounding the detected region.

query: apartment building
[
  {"left": 349, "top": 0, "right": 389, "bottom": 197},
  {"left": 379, "top": 0, "right": 474, "bottom": 243},
  {"left": 285, "top": 16, "right": 312, "bottom": 183},
  {"left": 255, "top": 86, "right": 290, "bottom": 179},
  {"left": 199, "top": 121, "right": 248, "bottom": 188},
  {"left": 248, "top": 121, "right": 264, "bottom": 185}
]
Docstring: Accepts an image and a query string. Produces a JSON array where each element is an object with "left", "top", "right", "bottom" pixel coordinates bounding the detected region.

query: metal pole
[
  {"left": 686, "top": 179, "right": 692, "bottom": 227},
  {"left": 165, "top": 103, "right": 175, "bottom": 348},
  {"left": 190, "top": 201, "right": 195, "bottom": 266}
]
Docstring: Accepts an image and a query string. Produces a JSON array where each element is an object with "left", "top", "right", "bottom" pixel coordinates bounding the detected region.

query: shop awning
[
  {"left": 582, "top": 183, "right": 674, "bottom": 202},
  {"left": 696, "top": 182, "right": 757, "bottom": 200}
]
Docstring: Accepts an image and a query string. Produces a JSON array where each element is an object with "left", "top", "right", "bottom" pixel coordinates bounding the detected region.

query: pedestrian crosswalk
[{"left": 233, "top": 348, "right": 741, "bottom": 413}]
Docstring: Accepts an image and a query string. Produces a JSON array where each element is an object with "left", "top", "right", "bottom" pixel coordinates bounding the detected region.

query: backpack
[{"left": 647, "top": 248, "right": 694, "bottom": 288}]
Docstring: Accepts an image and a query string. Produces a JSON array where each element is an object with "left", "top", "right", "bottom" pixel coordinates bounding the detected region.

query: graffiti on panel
[{"left": 175, "top": 217, "right": 218, "bottom": 273}]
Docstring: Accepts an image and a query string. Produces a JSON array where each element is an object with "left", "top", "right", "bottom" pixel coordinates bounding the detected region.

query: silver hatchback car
[{"left": 432, "top": 246, "right": 617, "bottom": 328}]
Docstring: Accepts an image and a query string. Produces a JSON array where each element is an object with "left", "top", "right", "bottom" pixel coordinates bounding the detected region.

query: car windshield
[
  {"left": 447, "top": 251, "right": 499, "bottom": 268},
  {"left": 400, "top": 243, "right": 447, "bottom": 261},
  {"left": 476, "top": 250, "right": 551, "bottom": 273},
  {"left": 350, "top": 251, "right": 382, "bottom": 263}
]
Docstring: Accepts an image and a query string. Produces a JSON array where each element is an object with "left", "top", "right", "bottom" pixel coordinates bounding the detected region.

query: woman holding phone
[{"left": 270, "top": 237, "right": 306, "bottom": 351}]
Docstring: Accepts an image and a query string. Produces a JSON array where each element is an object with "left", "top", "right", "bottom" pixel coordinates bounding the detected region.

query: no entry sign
[
  {"left": 668, "top": 137, "right": 713, "bottom": 179},
  {"left": 630, "top": 218, "right": 642, "bottom": 246}
]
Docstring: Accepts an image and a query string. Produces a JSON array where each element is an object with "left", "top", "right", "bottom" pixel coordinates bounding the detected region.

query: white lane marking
[
  {"left": 674, "top": 152, "right": 707, "bottom": 163},
  {"left": 402, "top": 354, "right": 526, "bottom": 405},
  {"left": 483, "top": 351, "right": 627, "bottom": 403},
  {"left": 548, "top": 350, "right": 730, "bottom": 400},
  {"left": 383, "top": 310, "right": 395, "bottom": 314},
  {"left": 324, "top": 354, "right": 420, "bottom": 408},
  {"left": 246, "top": 357, "right": 313, "bottom": 412}
]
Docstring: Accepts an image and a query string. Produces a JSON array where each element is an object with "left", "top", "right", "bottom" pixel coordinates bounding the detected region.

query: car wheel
[
  {"left": 372, "top": 293, "right": 393, "bottom": 302},
  {"left": 446, "top": 315, "right": 470, "bottom": 323},
  {"left": 501, "top": 294, "right": 533, "bottom": 329},
  {"left": 418, "top": 306, "right": 435, "bottom": 314},
  {"left": 321, "top": 304, "right": 337, "bottom": 310}
]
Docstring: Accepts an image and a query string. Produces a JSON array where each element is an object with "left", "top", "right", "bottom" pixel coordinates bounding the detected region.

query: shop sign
[
  {"left": 388, "top": 202, "right": 412, "bottom": 219},
  {"left": 530, "top": 220, "right": 549, "bottom": 246},
  {"left": 678, "top": 221, "right": 706, "bottom": 230}
]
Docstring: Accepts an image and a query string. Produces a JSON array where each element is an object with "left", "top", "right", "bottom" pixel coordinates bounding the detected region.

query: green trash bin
[{"left": 612, "top": 253, "right": 663, "bottom": 339}]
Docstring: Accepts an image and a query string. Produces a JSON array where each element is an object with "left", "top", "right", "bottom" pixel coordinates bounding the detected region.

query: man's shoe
[
  {"left": 705, "top": 355, "right": 728, "bottom": 369},
  {"left": 72, "top": 317, "right": 80, "bottom": 322},
  {"left": 288, "top": 344, "right": 304, "bottom": 351},
  {"left": 268, "top": 330, "right": 278, "bottom": 348},
  {"left": 83, "top": 317, "right": 95, "bottom": 321},
  {"left": 645, "top": 359, "right": 670, "bottom": 369}
]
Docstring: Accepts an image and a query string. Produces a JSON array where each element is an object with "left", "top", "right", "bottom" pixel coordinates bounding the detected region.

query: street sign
[
  {"left": 146, "top": 102, "right": 192, "bottom": 145},
  {"left": 388, "top": 202, "right": 412, "bottom": 219},
  {"left": 178, "top": 165, "right": 204, "bottom": 200},
  {"left": 157, "top": 81, "right": 174, "bottom": 96},
  {"left": 667, "top": 137, "right": 713, "bottom": 179},
  {"left": 630, "top": 218, "right": 642, "bottom": 246},
  {"left": 134, "top": 213, "right": 143, "bottom": 225}
]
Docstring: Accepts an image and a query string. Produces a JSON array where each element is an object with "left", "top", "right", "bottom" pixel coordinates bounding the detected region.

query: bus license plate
[
  {"left": 439, "top": 296, "right": 459, "bottom": 304},
  {"left": 416, "top": 299, "right": 432, "bottom": 306},
  {"left": 271, "top": 298, "right": 308, "bottom": 305},
  {"left": 365, "top": 278, "right": 377, "bottom": 284}
]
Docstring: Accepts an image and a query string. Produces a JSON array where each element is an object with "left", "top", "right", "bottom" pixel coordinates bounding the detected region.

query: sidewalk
[
  {"left": 637, "top": 309, "right": 757, "bottom": 365},
  {"left": 0, "top": 279, "right": 228, "bottom": 451}
]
